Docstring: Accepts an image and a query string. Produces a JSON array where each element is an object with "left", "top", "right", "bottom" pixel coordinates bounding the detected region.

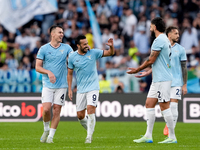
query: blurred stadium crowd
[{"left": 0, "top": 0, "right": 200, "bottom": 93}]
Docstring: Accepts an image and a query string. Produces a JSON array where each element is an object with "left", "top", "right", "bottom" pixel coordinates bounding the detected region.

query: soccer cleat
[
  {"left": 40, "top": 131, "right": 49, "bottom": 143},
  {"left": 46, "top": 136, "right": 54, "bottom": 143},
  {"left": 133, "top": 136, "right": 153, "bottom": 143},
  {"left": 158, "top": 138, "right": 177, "bottom": 143},
  {"left": 85, "top": 136, "right": 92, "bottom": 143},
  {"left": 163, "top": 124, "right": 169, "bottom": 136}
]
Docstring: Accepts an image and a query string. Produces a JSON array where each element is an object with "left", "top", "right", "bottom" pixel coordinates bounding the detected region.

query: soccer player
[
  {"left": 127, "top": 17, "right": 177, "bottom": 143},
  {"left": 136, "top": 26, "right": 187, "bottom": 136},
  {"left": 36, "top": 25, "right": 73, "bottom": 143},
  {"left": 163, "top": 26, "right": 187, "bottom": 135},
  {"left": 67, "top": 35, "right": 115, "bottom": 143}
]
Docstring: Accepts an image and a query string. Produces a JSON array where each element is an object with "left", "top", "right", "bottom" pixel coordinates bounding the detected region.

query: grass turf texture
[{"left": 0, "top": 122, "right": 199, "bottom": 150}]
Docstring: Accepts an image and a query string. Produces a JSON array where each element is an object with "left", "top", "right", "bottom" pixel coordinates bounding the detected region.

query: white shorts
[
  {"left": 76, "top": 90, "right": 99, "bottom": 112},
  {"left": 170, "top": 86, "right": 182, "bottom": 100},
  {"left": 147, "top": 81, "right": 171, "bottom": 103},
  {"left": 41, "top": 87, "right": 67, "bottom": 106}
]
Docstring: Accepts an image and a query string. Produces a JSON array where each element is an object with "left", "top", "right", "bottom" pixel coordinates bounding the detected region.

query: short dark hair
[
  {"left": 166, "top": 26, "right": 178, "bottom": 36},
  {"left": 75, "top": 35, "right": 86, "bottom": 45},
  {"left": 49, "top": 25, "right": 63, "bottom": 34},
  {"left": 151, "top": 17, "right": 166, "bottom": 33}
]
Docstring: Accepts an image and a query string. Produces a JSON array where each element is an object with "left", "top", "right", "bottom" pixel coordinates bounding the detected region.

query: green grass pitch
[{"left": 0, "top": 121, "right": 199, "bottom": 150}]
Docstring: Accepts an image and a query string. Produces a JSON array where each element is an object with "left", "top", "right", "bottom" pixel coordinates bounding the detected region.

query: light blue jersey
[
  {"left": 171, "top": 43, "right": 187, "bottom": 87},
  {"left": 36, "top": 43, "right": 73, "bottom": 88},
  {"left": 68, "top": 49, "right": 103, "bottom": 93},
  {"left": 151, "top": 34, "right": 172, "bottom": 82}
]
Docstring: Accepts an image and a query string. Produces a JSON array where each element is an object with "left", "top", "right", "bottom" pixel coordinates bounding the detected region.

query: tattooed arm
[
  {"left": 127, "top": 50, "right": 160, "bottom": 74},
  {"left": 181, "top": 61, "right": 187, "bottom": 95}
]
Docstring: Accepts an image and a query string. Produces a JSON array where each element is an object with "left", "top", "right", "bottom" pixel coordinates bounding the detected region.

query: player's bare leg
[
  {"left": 77, "top": 109, "right": 88, "bottom": 130},
  {"left": 40, "top": 102, "right": 51, "bottom": 143},
  {"left": 46, "top": 104, "right": 62, "bottom": 143}
]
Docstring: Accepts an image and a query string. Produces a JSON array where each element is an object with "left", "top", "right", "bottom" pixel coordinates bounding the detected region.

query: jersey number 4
[{"left": 60, "top": 94, "right": 65, "bottom": 103}]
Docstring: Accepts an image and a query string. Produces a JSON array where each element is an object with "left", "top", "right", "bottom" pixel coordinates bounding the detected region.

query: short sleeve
[
  {"left": 151, "top": 38, "right": 163, "bottom": 51},
  {"left": 68, "top": 55, "right": 74, "bottom": 69},
  {"left": 180, "top": 47, "right": 187, "bottom": 61},
  {"left": 67, "top": 45, "right": 73, "bottom": 55},
  {"left": 92, "top": 49, "right": 103, "bottom": 59},
  {"left": 36, "top": 47, "right": 45, "bottom": 60}
]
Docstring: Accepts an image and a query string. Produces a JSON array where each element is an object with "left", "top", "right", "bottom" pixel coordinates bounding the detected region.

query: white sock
[
  {"left": 79, "top": 116, "right": 88, "bottom": 130},
  {"left": 87, "top": 114, "right": 96, "bottom": 137},
  {"left": 49, "top": 128, "right": 56, "bottom": 138},
  {"left": 170, "top": 102, "right": 178, "bottom": 128},
  {"left": 43, "top": 121, "right": 50, "bottom": 131},
  {"left": 162, "top": 108, "right": 176, "bottom": 140},
  {"left": 144, "top": 108, "right": 155, "bottom": 139}
]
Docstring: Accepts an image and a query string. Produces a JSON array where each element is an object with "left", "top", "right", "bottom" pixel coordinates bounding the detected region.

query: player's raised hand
[
  {"left": 68, "top": 89, "right": 73, "bottom": 101},
  {"left": 127, "top": 68, "right": 139, "bottom": 74},
  {"left": 48, "top": 71, "right": 56, "bottom": 83},
  {"left": 106, "top": 38, "right": 114, "bottom": 47}
]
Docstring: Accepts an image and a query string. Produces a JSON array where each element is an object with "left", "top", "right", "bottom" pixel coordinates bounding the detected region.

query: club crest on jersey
[
  {"left": 87, "top": 55, "right": 91, "bottom": 60},
  {"left": 167, "top": 64, "right": 171, "bottom": 68},
  {"left": 59, "top": 50, "right": 64, "bottom": 54}
]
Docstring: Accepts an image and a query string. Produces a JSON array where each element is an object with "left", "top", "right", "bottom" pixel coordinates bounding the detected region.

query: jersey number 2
[
  {"left": 157, "top": 91, "right": 161, "bottom": 98},
  {"left": 176, "top": 89, "right": 180, "bottom": 95}
]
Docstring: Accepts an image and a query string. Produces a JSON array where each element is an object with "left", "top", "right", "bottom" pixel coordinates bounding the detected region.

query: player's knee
[
  {"left": 145, "top": 102, "right": 151, "bottom": 108},
  {"left": 43, "top": 108, "right": 50, "bottom": 115},
  {"left": 77, "top": 112, "right": 85, "bottom": 120},
  {"left": 53, "top": 111, "right": 59, "bottom": 117},
  {"left": 159, "top": 105, "right": 170, "bottom": 111},
  {"left": 87, "top": 105, "right": 96, "bottom": 114},
  {"left": 145, "top": 100, "right": 156, "bottom": 108},
  {"left": 77, "top": 115, "right": 85, "bottom": 120},
  {"left": 53, "top": 109, "right": 61, "bottom": 117}
]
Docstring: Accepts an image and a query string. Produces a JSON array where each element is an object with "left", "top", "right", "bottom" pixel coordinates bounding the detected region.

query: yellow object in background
[{"left": 99, "top": 80, "right": 111, "bottom": 93}]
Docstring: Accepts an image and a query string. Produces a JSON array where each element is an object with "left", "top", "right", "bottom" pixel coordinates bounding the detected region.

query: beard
[
  {"left": 173, "top": 38, "right": 179, "bottom": 43},
  {"left": 80, "top": 46, "right": 88, "bottom": 53},
  {"left": 150, "top": 31, "right": 156, "bottom": 46},
  {"left": 151, "top": 31, "right": 156, "bottom": 39}
]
